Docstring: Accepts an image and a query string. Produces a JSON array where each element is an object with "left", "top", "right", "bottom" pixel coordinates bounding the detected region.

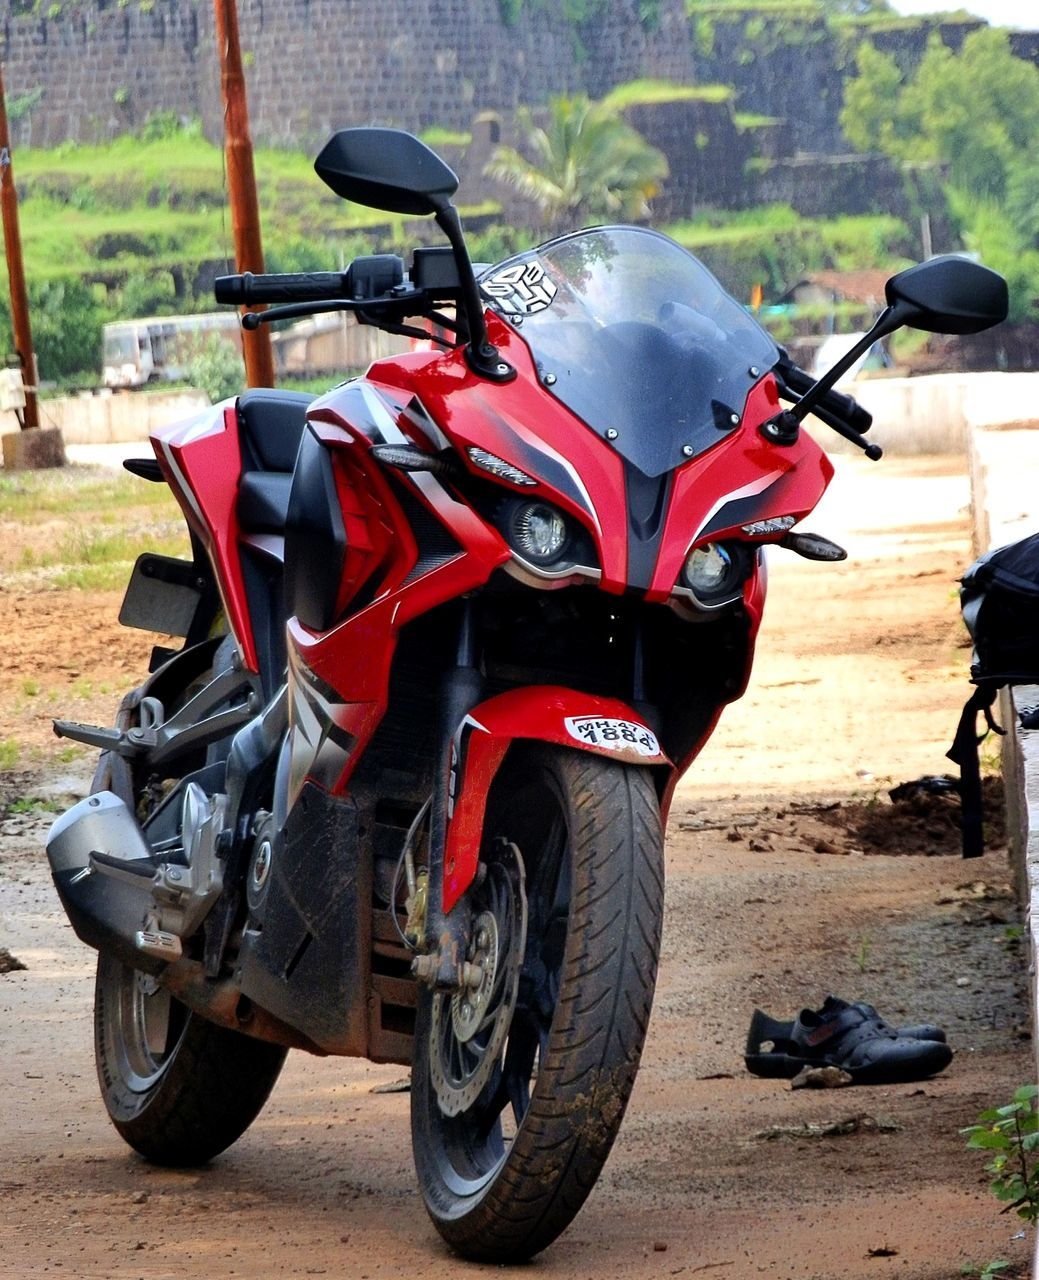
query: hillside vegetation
[
  {"left": 2, "top": 118, "right": 502, "bottom": 385},
  {"left": 1, "top": 109, "right": 917, "bottom": 385}
]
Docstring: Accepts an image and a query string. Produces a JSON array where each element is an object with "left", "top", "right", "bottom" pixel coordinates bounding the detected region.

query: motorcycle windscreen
[{"left": 481, "top": 226, "right": 779, "bottom": 478}]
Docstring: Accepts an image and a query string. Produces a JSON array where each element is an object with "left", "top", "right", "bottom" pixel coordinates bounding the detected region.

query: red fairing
[
  {"left": 371, "top": 317, "right": 632, "bottom": 592},
  {"left": 364, "top": 330, "right": 833, "bottom": 609},
  {"left": 284, "top": 406, "right": 511, "bottom": 802},
  {"left": 442, "top": 687, "right": 670, "bottom": 912},
  {"left": 152, "top": 402, "right": 260, "bottom": 672},
  {"left": 648, "top": 377, "right": 833, "bottom": 602}
]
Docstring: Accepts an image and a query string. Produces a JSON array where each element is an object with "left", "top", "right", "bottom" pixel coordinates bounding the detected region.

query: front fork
[{"left": 412, "top": 598, "right": 482, "bottom": 992}]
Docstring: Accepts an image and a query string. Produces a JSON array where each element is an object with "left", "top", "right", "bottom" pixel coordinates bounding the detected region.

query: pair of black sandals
[{"left": 745, "top": 995, "right": 952, "bottom": 1084}]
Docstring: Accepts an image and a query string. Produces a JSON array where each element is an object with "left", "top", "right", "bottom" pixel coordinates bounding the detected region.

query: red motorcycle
[{"left": 46, "top": 129, "right": 1007, "bottom": 1261}]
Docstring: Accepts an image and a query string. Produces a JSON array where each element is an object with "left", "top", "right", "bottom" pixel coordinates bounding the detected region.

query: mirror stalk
[
  {"left": 785, "top": 303, "right": 906, "bottom": 428},
  {"left": 761, "top": 303, "right": 917, "bottom": 462},
  {"left": 432, "top": 200, "right": 516, "bottom": 383}
]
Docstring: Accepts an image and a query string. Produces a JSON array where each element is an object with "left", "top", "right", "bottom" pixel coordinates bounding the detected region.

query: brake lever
[
  {"left": 771, "top": 377, "right": 883, "bottom": 462},
  {"left": 241, "top": 299, "right": 354, "bottom": 329},
  {"left": 240, "top": 286, "right": 436, "bottom": 330}
]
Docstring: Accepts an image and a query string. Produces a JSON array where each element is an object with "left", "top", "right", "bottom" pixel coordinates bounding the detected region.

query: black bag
[{"left": 948, "top": 532, "right": 1039, "bottom": 857}]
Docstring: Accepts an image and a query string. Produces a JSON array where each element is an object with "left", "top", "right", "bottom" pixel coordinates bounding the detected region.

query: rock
[
  {"left": 0, "top": 948, "right": 28, "bottom": 974},
  {"left": 791, "top": 1065, "right": 853, "bottom": 1090},
  {"left": 369, "top": 1076, "right": 411, "bottom": 1094},
  {"left": 2, "top": 427, "right": 66, "bottom": 471}
]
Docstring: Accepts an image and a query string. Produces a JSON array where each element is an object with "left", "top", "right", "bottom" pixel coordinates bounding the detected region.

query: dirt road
[{"left": 0, "top": 455, "right": 1031, "bottom": 1279}]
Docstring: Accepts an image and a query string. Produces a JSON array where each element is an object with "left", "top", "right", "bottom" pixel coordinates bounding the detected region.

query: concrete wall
[
  {"left": 807, "top": 372, "right": 1039, "bottom": 459},
  {"left": 17, "top": 370, "right": 1037, "bottom": 455},
  {"left": 5, "top": 390, "right": 210, "bottom": 447},
  {"left": 965, "top": 415, "right": 1039, "bottom": 1171}
]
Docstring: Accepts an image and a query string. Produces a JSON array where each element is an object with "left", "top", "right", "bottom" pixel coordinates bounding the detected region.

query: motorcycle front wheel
[{"left": 410, "top": 744, "right": 664, "bottom": 1261}]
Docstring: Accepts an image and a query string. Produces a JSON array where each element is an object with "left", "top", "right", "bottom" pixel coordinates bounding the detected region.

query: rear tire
[
  {"left": 94, "top": 953, "right": 286, "bottom": 1166},
  {"left": 91, "top": 643, "right": 286, "bottom": 1165},
  {"left": 411, "top": 745, "right": 664, "bottom": 1261}
]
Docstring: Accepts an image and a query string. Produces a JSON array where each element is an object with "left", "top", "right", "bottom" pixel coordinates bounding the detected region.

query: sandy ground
[{"left": 0, "top": 454, "right": 1032, "bottom": 1279}]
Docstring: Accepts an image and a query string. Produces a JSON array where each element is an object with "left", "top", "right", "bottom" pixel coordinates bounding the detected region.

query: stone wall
[
  {"left": 4, "top": 2, "right": 1036, "bottom": 232},
  {"left": 4, "top": 3, "right": 205, "bottom": 146},
  {"left": 2, "top": 0, "right": 694, "bottom": 150},
  {"left": 754, "top": 153, "right": 910, "bottom": 220},
  {"left": 623, "top": 98, "right": 755, "bottom": 218},
  {"left": 692, "top": 12, "right": 988, "bottom": 158}
]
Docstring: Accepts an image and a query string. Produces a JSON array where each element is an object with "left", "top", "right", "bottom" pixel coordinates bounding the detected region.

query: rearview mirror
[
  {"left": 886, "top": 255, "right": 1008, "bottom": 335},
  {"left": 315, "top": 128, "right": 459, "bottom": 217},
  {"left": 780, "top": 253, "right": 1009, "bottom": 450}
]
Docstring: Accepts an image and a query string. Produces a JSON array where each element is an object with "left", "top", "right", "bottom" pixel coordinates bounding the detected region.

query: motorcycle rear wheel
[
  {"left": 411, "top": 744, "right": 664, "bottom": 1261},
  {"left": 91, "top": 644, "right": 286, "bottom": 1165},
  {"left": 94, "top": 952, "right": 286, "bottom": 1165}
]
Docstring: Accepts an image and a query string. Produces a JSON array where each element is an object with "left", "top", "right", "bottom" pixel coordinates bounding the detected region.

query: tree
[
  {"left": 188, "top": 335, "right": 245, "bottom": 404},
  {"left": 843, "top": 29, "right": 1039, "bottom": 201},
  {"left": 840, "top": 41, "right": 916, "bottom": 160},
  {"left": 840, "top": 29, "right": 1039, "bottom": 319},
  {"left": 0, "top": 279, "right": 108, "bottom": 383},
  {"left": 484, "top": 96, "right": 668, "bottom": 233}
]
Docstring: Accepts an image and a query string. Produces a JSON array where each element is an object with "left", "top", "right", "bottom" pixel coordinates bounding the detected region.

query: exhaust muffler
[{"left": 46, "top": 791, "right": 168, "bottom": 975}]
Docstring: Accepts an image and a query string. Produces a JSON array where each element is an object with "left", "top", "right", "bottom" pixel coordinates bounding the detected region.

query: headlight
[
  {"left": 492, "top": 496, "right": 598, "bottom": 587},
  {"left": 506, "top": 500, "right": 570, "bottom": 566},
  {"left": 682, "top": 541, "right": 745, "bottom": 600}
]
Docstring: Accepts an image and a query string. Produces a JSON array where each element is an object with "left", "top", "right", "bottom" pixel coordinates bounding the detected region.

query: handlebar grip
[
  {"left": 214, "top": 271, "right": 348, "bottom": 305},
  {"left": 821, "top": 385, "right": 872, "bottom": 435},
  {"left": 774, "top": 358, "right": 873, "bottom": 434}
]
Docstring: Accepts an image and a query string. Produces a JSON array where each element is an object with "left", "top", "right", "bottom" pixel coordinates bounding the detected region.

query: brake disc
[{"left": 428, "top": 844, "right": 527, "bottom": 1117}]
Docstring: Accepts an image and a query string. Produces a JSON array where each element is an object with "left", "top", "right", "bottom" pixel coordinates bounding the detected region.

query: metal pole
[
  {"left": 213, "top": 0, "right": 275, "bottom": 389},
  {"left": 0, "top": 61, "right": 38, "bottom": 429}
]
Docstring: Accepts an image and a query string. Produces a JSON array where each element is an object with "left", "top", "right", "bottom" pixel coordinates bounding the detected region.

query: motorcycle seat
[
  {"left": 237, "top": 388, "right": 315, "bottom": 473},
  {"left": 236, "top": 389, "right": 316, "bottom": 533},
  {"left": 238, "top": 472, "right": 293, "bottom": 532}
]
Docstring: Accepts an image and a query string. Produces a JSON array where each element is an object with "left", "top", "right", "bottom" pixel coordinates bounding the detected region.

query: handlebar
[
  {"left": 774, "top": 357, "right": 873, "bottom": 436},
  {"left": 214, "top": 270, "right": 351, "bottom": 305},
  {"left": 215, "top": 254, "right": 412, "bottom": 307}
]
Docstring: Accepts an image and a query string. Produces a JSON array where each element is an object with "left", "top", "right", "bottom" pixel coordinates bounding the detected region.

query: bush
[
  {"left": 963, "top": 1084, "right": 1039, "bottom": 1224},
  {"left": 187, "top": 335, "right": 245, "bottom": 404},
  {"left": 0, "top": 279, "right": 109, "bottom": 382}
]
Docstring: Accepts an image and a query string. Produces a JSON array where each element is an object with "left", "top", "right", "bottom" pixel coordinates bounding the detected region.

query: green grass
[
  {"left": 0, "top": 739, "right": 20, "bottom": 770},
  {"left": 663, "top": 206, "right": 911, "bottom": 317},
  {"left": 45, "top": 522, "right": 188, "bottom": 591},
  {"left": 0, "top": 469, "right": 174, "bottom": 518},
  {"left": 666, "top": 206, "right": 909, "bottom": 278},
  {"left": 6, "top": 795, "right": 63, "bottom": 816},
  {"left": 6, "top": 130, "right": 498, "bottom": 289},
  {"left": 734, "top": 112, "right": 783, "bottom": 129},
  {"left": 602, "top": 79, "right": 734, "bottom": 110},
  {"left": 419, "top": 126, "right": 473, "bottom": 149},
  {"left": 0, "top": 464, "right": 188, "bottom": 592},
  {"left": 686, "top": 0, "right": 827, "bottom": 14}
]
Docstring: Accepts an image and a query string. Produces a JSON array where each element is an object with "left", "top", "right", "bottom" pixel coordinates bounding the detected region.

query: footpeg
[
  {"left": 52, "top": 718, "right": 156, "bottom": 757},
  {"left": 135, "top": 929, "right": 183, "bottom": 962},
  {"left": 54, "top": 696, "right": 164, "bottom": 759}
]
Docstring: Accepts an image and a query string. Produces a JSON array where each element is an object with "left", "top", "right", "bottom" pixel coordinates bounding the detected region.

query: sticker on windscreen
[
  {"left": 564, "top": 715, "right": 661, "bottom": 757},
  {"left": 482, "top": 262, "right": 557, "bottom": 317}
]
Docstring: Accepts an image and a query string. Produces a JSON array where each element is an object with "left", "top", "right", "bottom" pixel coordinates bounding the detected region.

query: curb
[{"left": 966, "top": 422, "right": 1039, "bottom": 1280}]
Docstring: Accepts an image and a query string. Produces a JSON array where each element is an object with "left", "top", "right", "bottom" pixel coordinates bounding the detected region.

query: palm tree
[{"left": 484, "top": 95, "right": 668, "bottom": 233}]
